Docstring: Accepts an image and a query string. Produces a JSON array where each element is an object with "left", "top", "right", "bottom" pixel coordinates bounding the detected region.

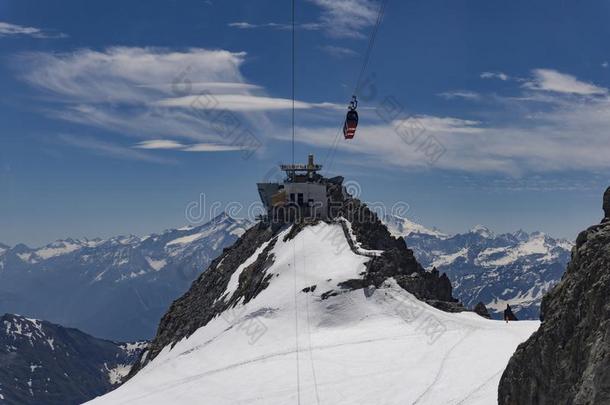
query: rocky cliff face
[
  {"left": 129, "top": 177, "right": 461, "bottom": 377},
  {"left": 603, "top": 187, "right": 610, "bottom": 222},
  {"left": 498, "top": 187, "right": 610, "bottom": 405}
]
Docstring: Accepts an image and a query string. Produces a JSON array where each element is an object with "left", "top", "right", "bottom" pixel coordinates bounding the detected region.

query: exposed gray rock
[
  {"left": 603, "top": 187, "right": 610, "bottom": 218},
  {"left": 128, "top": 222, "right": 276, "bottom": 377},
  {"left": 474, "top": 302, "right": 491, "bottom": 319},
  {"left": 331, "top": 196, "right": 461, "bottom": 310},
  {"left": 498, "top": 189, "right": 610, "bottom": 405}
]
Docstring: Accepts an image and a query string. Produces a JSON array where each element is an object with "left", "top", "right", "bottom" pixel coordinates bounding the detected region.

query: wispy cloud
[
  {"left": 279, "top": 69, "right": 610, "bottom": 175},
  {"left": 156, "top": 94, "right": 340, "bottom": 111},
  {"left": 182, "top": 143, "right": 249, "bottom": 152},
  {"left": 480, "top": 71, "right": 509, "bottom": 81},
  {"left": 59, "top": 134, "right": 175, "bottom": 164},
  {"left": 18, "top": 47, "right": 249, "bottom": 104},
  {"left": 17, "top": 47, "right": 338, "bottom": 161},
  {"left": 522, "top": 68, "right": 606, "bottom": 95},
  {"left": 133, "top": 139, "right": 254, "bottom": 153},
  {"left": 228, "top": 1, "right": 379, "bottom": 39},
  {"left": 0, "top": 21, "right": 66, "bottom": 39},
  {"left": 438, "top": 91, "right": 481, "bottom": 100},
  {"left": 133, "top": 140, "right": 185, "bottom": 150},
  {"left": 309, "top": 0, "right": 379, "bottom": 38},
  {"left": 319, "top": 45, "right": 358, "bottom": 58},
  {"left": 228, "top": 21, "right": 321, "bottom": 31}
]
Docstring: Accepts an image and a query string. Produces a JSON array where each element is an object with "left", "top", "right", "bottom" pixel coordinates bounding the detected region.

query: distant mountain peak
[
  {"left": 402, "top": 221, "right": 572, "bottom": 320},
  {"left": 512, "top": 229, "right": 530, "bottom": 241},
  {"left": 383, "top": 214, "right": 448, "bottom": 238},
  {"left": 469, "top": 224, "right": 495, "bottom": 238}
]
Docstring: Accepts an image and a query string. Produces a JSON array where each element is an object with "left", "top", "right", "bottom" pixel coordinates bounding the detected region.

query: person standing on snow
[{"left": 504, "top": 304, "right": 517, "bottom": 323}]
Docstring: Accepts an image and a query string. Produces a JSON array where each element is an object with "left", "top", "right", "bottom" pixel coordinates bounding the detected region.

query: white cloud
[
  {"left": 309, "top": 0, "right": 379, "bottom": 38},
  {"left": 0, "top": 21, "right": 65, "bottom": 38},
  {"left": 17, "top": 47, "right": 336, "bottom": 161},
  {"left": 438, "top": 91, "right": 481, "bottom": 100},
  {"left": 523, "top": 69, "right": 606, "bottom": 95},
  {"left": 480, "top": 71, "right": 509, "bottom": 81},
  {"left": 228, "top": 1, "right": 378, "bottom": 38},
  {"left": 277, "top": 92, "right": 610, "bottom": 175},
  {"left": 319, "top": 45, "right": 358, "bottom": 57},
  {"left": 137, "top": 82, "right": 262, "bottom": 93},
  {"left": 19, "top": 47, "right": 249, "bottom": 104},
  {"left": 182, "top": 144, "right": 249, "bottom": 152},
  {"left": 134, "top": 140, "right": 185, "bottom": 149},
  {"left": 156, "top": 94, "right": 339, "bottom": 111},
  {"left": 229, "top": 22, "right": 257, "bottom": 29},
  {"left": 228, "top": 21, "right": 321, "bottom": 31},
  {"left": 59, "top": 134, "right": 174, "bottom": 164},
  {"left": 132, "top": 139, "right": 252, "bottom": 153}
]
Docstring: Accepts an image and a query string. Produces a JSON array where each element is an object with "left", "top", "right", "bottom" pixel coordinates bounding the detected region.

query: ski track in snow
[{"left": 411, "top": 328, "right": 474, "bottom": 405}]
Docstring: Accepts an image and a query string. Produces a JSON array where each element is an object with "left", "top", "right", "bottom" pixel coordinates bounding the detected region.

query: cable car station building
[{"left": 257, "top": 155, "right": 340, "bottom": 222}]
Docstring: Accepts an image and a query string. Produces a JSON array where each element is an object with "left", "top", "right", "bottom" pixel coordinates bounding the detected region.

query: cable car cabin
[{"left": 343, "top": 109, "right": 358, "bottom": 139}]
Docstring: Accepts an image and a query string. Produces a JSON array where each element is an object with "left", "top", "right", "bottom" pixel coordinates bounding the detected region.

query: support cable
[{"left": 322, "top": 0, "right": 389, "bottom": 171}]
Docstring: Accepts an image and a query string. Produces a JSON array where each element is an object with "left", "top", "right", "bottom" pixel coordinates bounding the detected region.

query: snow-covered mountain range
[
  {"left": 0, "top": 214, "right": 252, "bottom": 341},
  {"left": 384, "top": 215, "right": 573, "bottom": 319},
  {"left": 0, "top": 313, "right": 146, "bottom": 405},
  {"left": 0, "top": 209, "right": 569, "bottom": 347}
]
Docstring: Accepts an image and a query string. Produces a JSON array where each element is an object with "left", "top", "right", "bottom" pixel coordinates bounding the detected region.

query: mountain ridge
[
  {"left": 0, "top": 313, "right": 146, "bottom": 405},
  {"left": 0, "top": 213, "right": 253, "bottom": 341},
  {"left": 386, "top": 214, "right": 572, "bottom": 319}
]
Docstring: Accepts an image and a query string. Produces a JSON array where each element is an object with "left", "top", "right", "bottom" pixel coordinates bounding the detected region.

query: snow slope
[{"left": 89, "top": 223, "right": 538, "bottom": 405}]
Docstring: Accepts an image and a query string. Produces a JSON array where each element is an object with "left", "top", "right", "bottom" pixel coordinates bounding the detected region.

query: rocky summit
[
  {"left": 89, "top": 174, "right": 538, "bottom": 405},
  {"left": 498, "top": 186, "right": 610, "bottom": 405},
  {"left": 128, "top": 176, "right": 462, "bottom": 377}
]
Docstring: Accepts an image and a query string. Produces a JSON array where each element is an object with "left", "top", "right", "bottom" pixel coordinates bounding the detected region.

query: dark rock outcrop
[
  {"left": 474, "top": 302, "right": 492, "bottom": 319},
  {"left": 129, "top": 222, "right": 276, "bottom": 376},
  {"left": 602, "top": 187, "right": 610, "bottom": 219},
  {"left": 498, "top": 188, "right": 610, "bottom": 405},
  {"left": 334, "top": 196, "right": 462, "bottom": 311}
]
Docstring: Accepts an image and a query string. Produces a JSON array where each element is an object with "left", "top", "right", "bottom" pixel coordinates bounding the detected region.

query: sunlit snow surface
[{"left": 89, "top": 223, "right": 538, "bottom": 405}]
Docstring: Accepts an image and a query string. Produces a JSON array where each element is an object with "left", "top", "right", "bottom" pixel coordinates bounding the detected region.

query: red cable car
[{"left": 343, "top": 96, "right": 358, "bottom": 140}]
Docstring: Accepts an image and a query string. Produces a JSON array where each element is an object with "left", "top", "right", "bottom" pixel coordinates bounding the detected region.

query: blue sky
[{"left": 1, "top": 0, "right": 610, "bottom": 246}]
